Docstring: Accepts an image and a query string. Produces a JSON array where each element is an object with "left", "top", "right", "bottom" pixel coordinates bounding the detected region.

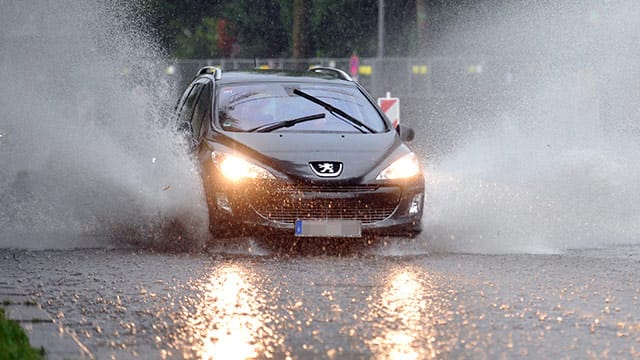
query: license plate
[{"left": 295, "top": 219, "right": 362, "bottom": 238}]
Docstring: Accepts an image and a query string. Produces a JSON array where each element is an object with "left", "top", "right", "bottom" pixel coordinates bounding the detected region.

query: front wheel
[
  {"left": 202, "top": 178, "right": 237, "bottom": 239},
  {"left": 206, "top": 200, "right": 238, "bottom": 239}
]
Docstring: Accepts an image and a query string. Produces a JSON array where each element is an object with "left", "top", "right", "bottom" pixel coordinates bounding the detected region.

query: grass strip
[{"left": 0, "top": 307, "right": 44, "bottom": 360}]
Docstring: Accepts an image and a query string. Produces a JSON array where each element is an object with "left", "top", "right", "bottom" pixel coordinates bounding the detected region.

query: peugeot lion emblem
[{"left": 309, "top": 161, "right": 343, "bottom": 177}]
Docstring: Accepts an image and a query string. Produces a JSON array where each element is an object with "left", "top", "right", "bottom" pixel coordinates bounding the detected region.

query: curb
[{"left": 0, "top": 282, "right": 93, "bottom": 360}]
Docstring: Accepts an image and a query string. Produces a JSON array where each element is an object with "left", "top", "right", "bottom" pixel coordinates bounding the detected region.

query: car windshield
[{"left": 216, "top": 82, "right": 387, "bottom": 133}]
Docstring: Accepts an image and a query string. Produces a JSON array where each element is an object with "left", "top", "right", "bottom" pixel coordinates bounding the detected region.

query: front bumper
[{"left": 208, "top": 176, "right": 424, "bottom": 237}]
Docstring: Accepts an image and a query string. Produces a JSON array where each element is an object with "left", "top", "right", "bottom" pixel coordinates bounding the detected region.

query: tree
[
  {"left": 292, "top": 0, "right": 311, "bottom": 60},
  {"left": 309, "top": 0, "right": 378, "bottom": 57},
  {"left": 221, "top": 0, "right": 289, "bottom": 58},
  {"left": 143, "top": 0, "right": 440, "bottom": 59}
]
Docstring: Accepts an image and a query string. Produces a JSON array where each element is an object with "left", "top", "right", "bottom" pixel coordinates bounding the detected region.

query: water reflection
[
  {"left": 180, "top": 263, "right": 281, "bottom": 360},
  {"left": 366, "top": 266, "right": 453, "bottom": 359}
]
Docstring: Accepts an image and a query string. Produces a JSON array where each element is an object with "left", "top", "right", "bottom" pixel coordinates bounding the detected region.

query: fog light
[
  {"left": 409, "top": 194, "right": 423, "bottom": 215},
  {"left": 216, "top": 192, "right": 232, "bottom": 213}
]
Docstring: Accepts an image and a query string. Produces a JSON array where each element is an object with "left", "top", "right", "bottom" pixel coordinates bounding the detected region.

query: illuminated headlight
[
  {"left": 212, "top": 152, "right": 275, "bottom": 181},
  {"left": 376, "top": 153, "right": 421, "bottom": 180}
]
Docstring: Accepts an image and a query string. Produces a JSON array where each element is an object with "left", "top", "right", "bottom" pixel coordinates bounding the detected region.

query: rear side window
[
  {"left": 179, "top": 83, "right": 203, "bottom": 124},
  {"left": 191, "top": 83, "right": 212, "bottom": 136},
  {"left": 216, "top": 83, "right": 387, "bottom": 133}
]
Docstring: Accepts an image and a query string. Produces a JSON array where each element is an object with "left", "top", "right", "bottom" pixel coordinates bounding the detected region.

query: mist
[
  {"left": 421, "top": 0, "right": 640, "bottom": 253},
  {"left": 2, "top": 0, "right": 640, "bottom": 254},
  {"left": 0, "top": 0, "right": 209, "bottom": 250}
]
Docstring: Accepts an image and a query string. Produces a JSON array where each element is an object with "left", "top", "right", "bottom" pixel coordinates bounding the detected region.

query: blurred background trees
[{"left": 144, "top": 0, "right": 436, "bottom": 59}]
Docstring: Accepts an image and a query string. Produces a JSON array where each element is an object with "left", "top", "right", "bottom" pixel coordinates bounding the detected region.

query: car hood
[{"left": 210, "top": 132, "right": 407, "bottom": 181}]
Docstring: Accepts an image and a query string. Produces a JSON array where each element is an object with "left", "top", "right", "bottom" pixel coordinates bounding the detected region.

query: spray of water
[
  {"left": 422, "top": 1, "right": 640, "bottom": 253},
  {"left": 0, "top": 0, "right": 208, "bottom": 250},
  {"left": 3, "top": 1, "right": 638, "bottom": 254}
]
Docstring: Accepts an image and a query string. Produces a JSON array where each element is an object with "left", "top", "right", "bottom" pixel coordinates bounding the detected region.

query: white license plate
[{"left": 295, "top": 219, "right": 362, "bottom": 238}]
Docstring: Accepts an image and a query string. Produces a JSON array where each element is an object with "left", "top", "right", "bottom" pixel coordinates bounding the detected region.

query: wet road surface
[{"left": 1, "top": 239, "right": 640, "bottom": 359}]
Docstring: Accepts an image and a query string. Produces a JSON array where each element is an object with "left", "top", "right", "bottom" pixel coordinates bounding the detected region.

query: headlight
[
  {"left": 376, "top": 153, "right": 421, "bottom": 180},
  {"left": 212, "top": 152, "right": 275, "bottom": 181}
]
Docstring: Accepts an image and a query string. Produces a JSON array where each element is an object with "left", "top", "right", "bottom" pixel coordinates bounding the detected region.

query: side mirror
[{"left": 396, "top": 124, "right": 415, "bottom": 142}]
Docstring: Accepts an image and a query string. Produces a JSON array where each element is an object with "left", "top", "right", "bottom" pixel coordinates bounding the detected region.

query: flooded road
[
  {"left": 3, "top": 1, "right": 640, "bottom": 358},
  {"left": 1, "top": 239, "right": 639, "bottom": 359}
]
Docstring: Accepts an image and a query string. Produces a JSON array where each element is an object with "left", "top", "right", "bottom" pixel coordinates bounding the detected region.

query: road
[{"left": 1, "top": 237, "right": 639, "bottom": 359}]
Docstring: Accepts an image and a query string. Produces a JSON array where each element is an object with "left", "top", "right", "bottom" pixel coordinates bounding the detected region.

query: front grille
[
  {"left": 251, "top": 185, "right": 401, "bottom": 224},
  {"left": 273, "top": 184, "right": 381, "bottom": 193}
]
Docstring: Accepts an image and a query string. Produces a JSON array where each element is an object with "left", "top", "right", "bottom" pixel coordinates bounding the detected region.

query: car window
[
  {"left": 176, "top": 83, "right": 194, "bottom": 114},
  {"left": 191, "top": 82, "right": 211, "bottom": 137},
  {"left": 179, "top": 83, "right": 203, "bottom": 125},
  {"left": 216, "top": 83, "right": 387, "bottom": 133}
]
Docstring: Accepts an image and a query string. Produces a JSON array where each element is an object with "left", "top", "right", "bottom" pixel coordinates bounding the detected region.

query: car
[{"left": 175, "top": 66, "right": 424, "bottom": 241}]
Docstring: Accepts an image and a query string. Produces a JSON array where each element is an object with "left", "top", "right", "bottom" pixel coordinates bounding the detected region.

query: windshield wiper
[
  {"left": 247, "top": 113, "right": 326, "bottom": 133},
  {"left": 293, "top": 89, "right": 374, "bottom": 133}
]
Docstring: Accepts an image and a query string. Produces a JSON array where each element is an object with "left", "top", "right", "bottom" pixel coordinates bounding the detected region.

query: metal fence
[{"left": 173, "top": 57, "right": 523, "bottom": 100}]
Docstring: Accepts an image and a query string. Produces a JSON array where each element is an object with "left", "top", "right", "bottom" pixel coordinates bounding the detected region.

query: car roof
[{"left": 203, "top": 69, "right": 356, "bottom": 86}]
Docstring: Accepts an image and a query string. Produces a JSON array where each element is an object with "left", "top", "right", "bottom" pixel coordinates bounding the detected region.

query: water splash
[
  {"left": 421, "top": 1, "right": 640, "bottom": 253},
  {"left": 0, "top": 0, "right": 208, "bottom": 250}
]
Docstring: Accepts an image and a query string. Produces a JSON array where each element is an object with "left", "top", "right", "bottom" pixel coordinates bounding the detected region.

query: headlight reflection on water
[
  {"left": 180, "top": 264, "right": 283, "bottom": 360},
  {"left": 161, "top": 263, "right": 460, "bottom": 359},
  {"left": 366, "top": 267, "right": 455, "bottom": 360}
]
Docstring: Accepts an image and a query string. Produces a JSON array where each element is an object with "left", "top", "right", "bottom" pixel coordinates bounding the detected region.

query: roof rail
[
  {"left": 197, "top": 66, "right": 222, "bottom": 80},
  {"left": 308, "top": 67, "right": 353, "bottom": 81}
]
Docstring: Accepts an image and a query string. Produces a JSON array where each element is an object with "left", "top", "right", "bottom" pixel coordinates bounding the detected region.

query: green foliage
[
  {"left": 384, "top": 0, "right": 420, "bottom": 56},
  {"left": 0, "top": 308, "right": 44, "bottom": 360},
  {"left": 309, "top": 0, "right": 379, "bottom": 57},
  {"left": 220, "top": 0, "right": 290, "bottom": 58},
  {"left": 175, "top": 17, "right": 221, "bottom": 58},
  {"left": 144, "top": 0, "right": 427, "bottom": 59}
]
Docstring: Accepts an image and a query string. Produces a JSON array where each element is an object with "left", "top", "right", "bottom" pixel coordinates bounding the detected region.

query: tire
[
  {"left": 201, "top": 171, "right": 237, "bottom": 240},
  {"left": 206, "top": 199, "right": 237, "bottom": 239}
]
